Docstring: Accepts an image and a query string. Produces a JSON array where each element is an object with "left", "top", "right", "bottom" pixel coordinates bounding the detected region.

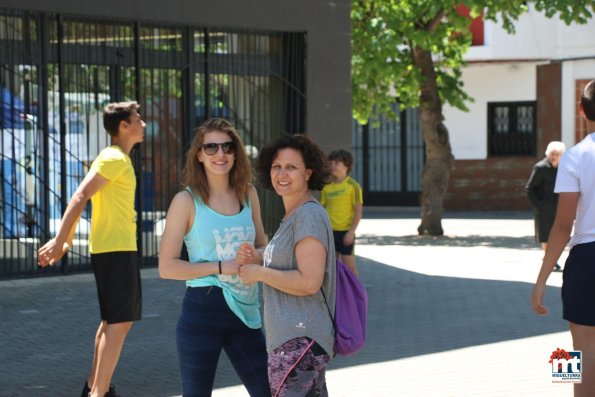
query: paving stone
[{"left": 0, "top": 210, "right": 573, "bottom": 396}]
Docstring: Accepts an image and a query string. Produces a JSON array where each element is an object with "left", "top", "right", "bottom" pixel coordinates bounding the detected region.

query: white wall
[
  {"left": 467, "top": 8, "right": 595, "bottom": 62},
  {"left": 447, "top": 59, "right": 595, "bottom": 160},
  {"left": 446, "top": 7, "right": 595, "bottom": 160},
  {"left": 444, "top": 62, "right": 538, "bottom": 160}
]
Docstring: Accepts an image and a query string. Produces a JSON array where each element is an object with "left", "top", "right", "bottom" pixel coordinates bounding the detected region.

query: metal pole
[
  {"left": 133, "top": 21, "right": 143, "bottom": 261},
  {"left": 57, "top": 14, "right": 68, "bottom": 269}
]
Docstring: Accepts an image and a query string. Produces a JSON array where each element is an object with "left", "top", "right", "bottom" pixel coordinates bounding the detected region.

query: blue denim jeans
[{"left": 176, "top": 286, "right": 270, "bottom": 397}]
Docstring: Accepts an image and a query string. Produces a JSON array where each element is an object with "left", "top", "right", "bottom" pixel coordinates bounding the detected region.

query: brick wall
[
  {"left": 444, "top": 63, "right": 564, "bottom": 211},
  {"left": 536, "top": 62, "right": 562, "bottom": 156},
  {"left": 444, "top": 157, "right": 538, "bottom": 210}
]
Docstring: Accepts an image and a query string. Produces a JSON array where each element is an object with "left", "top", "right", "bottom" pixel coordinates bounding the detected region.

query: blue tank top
[{"left": 184, "top": 188, "right": 261, "bottom": 329}]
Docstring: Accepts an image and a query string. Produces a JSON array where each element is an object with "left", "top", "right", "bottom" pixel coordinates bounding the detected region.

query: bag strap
[
  {"left": 320, "top": 287, "right": 336, "bottom": 333},
  {"left": 295, "top": 200, "right": 335, "bottom": 331}
]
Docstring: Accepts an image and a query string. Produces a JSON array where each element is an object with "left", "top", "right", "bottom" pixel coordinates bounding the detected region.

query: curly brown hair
[
  {"left": 256, "top": 134, "right": 331, "bottom": 191},
  {"left": 181, "top": 118, "right": 252, "bottom": 203}
]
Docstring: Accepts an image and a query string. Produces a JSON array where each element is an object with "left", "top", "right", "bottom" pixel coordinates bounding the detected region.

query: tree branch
[
  {"left": 426, "top": 9, "right": 446, "bottom": 32},
  {"left": 358, "top": 0, "right": 376, "bottom": 23},
  {"left": 353, "top": 0, "right": 376, "bottom": 30}
]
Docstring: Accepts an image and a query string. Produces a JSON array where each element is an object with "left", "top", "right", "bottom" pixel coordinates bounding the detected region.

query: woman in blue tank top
[{"left": 159, "top": 118, "right": 270, "bottom": 397}]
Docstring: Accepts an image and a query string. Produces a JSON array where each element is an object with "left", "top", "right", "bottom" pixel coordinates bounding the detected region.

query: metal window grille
[
  {"left": 0, "top": 8, "right": 305, "bottom": 278},
  {"left": 488, "top": 101, "right": 537, "bottom": 156}
]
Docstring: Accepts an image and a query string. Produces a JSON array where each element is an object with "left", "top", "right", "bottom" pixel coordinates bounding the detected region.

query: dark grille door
[{"left": 352, "top": 105, "right": 423, "bottom": 206}]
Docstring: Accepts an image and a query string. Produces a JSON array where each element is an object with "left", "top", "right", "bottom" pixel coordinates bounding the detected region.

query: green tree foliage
[
  {"left": 352, "top": 0, "right": 593, "bottom": 122},
  {"left": 352, "top": 0, "right": 594, "bottom": 235}
]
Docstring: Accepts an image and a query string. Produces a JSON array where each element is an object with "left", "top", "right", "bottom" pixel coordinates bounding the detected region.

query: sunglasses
[{"left": 201, "top": 142, "right": 235, "bottom": 155}]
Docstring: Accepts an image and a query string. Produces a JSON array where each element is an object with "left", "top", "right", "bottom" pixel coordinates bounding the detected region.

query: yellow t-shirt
[
  {"left": 89, "top": 146, "right": 137, "bottom": 253},
  {"left": 320, "top": 176, "right": 363, "bottom": 231}
]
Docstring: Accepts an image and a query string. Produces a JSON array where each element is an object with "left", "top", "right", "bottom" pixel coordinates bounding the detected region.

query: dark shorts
[
  {"left": 333, "top": 230, "right": 354, "bottom": 256},
  {"left": 91, "top": 251, "right": 142, "bottom": 324},
  {"left": 562, "top": 241, "right": 595, "bottom": 326}
]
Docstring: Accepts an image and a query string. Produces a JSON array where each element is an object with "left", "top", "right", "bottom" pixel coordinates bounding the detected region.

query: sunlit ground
[{"left": 204, "top": 214, "right": 574, "bottom": 397}]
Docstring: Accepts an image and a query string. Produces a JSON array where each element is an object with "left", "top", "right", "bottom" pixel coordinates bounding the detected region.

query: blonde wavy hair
[{"left": 181, "top": 118, "right": 252, "bottom": 204}]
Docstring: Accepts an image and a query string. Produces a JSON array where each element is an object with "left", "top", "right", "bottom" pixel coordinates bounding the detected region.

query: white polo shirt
[{"left": 554, "top": 132, "right": 595, "bottom": 247}]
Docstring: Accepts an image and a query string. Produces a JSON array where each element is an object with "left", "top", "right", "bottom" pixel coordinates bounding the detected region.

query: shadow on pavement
[
  {"left": 358, "top": 234, "right": 538, "bottom": 249},
  {"left": 363, "top": 209, "right": 533, "bottom": 220},
  {"left": 327, "top": 256, "right": 566, "bottom": 371},
  {"left": 1, "top": 254, "right": 565, "bottom": 396}
]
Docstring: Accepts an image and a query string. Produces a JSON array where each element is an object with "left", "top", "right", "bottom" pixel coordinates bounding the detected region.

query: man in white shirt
[{"left": 531, "top": 79, "right": 595, "bottom": 397}]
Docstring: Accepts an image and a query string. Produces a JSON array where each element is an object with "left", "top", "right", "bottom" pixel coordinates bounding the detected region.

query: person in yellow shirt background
[{"left": 320, "top": 149, "right": 363, "bottom": 276}]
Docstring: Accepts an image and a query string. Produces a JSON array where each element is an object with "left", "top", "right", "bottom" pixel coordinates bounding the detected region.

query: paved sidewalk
[{"left": 1, "top": 210, "right": 574, "bottom": 396}]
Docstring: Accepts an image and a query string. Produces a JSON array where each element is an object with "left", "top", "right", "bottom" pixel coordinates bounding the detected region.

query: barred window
[
  {"left": 0, "top": 8, "right": 305, "bottom": 277},
  {"left": 488, "top": 101, "right": 536, "bottom": 156}
]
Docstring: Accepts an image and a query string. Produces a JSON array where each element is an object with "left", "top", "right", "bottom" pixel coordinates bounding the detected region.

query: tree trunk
[{"left": 412, "top": 46, "right": 454, "bottom": 236}]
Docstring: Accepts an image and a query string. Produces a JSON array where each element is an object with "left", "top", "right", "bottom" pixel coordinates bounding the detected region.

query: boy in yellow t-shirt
[
  {"left": 321, "top": 150, "right": 363, "bottom": 276},
  {"left": 37, "top": 102, "right": 146, "bottom": 397}
]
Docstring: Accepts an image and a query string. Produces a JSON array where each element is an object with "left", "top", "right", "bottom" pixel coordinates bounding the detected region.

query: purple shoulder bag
[{"left": 322, "top": 258, "right": 368, "bottom": 356}]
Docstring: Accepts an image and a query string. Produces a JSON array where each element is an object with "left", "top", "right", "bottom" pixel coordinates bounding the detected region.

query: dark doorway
[{"left": 352, "top": 105, "right": 423, "bottom": 206}]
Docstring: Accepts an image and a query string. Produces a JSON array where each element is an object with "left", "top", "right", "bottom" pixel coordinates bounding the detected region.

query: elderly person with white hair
[{"left": 526, "top": 141, "right": 566, "bottom": 271}]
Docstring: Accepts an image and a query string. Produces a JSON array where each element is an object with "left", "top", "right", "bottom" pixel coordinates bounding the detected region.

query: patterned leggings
[{"left": 268, "top": 337, "right": 331, "bottom": 397}]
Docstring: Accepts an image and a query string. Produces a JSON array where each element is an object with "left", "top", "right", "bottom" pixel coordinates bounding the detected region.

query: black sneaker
[
  {"left": 83, "top": 383, "right": 118, "bottom": 397},
  {"left": 105, "top": 384, "right": 119, "bottom": 397},
  {"left": 81, "top": 382, "right": 90, "bottom": 397}
]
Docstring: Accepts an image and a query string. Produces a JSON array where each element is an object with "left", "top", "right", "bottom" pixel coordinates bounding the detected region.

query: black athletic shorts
[
  {"left": 91, "top": 251, "right": 142, "bottom": 324},
  {"left": 333, "top": 230, "right": 355, "bottom": 256},
  {"left": 562, "top": 241, "right": 595, "bottom": 326}
]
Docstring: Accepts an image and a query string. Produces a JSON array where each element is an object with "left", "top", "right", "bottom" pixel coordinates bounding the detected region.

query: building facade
[
  {"left": 443, "top": 8, "right": 595, "bottom": 210},
  {"left": 350, "top": 7, "right": 595, "bottom": 210},
  {"left": 0, "top": 0, "right": 351, "bottom": 277}
]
